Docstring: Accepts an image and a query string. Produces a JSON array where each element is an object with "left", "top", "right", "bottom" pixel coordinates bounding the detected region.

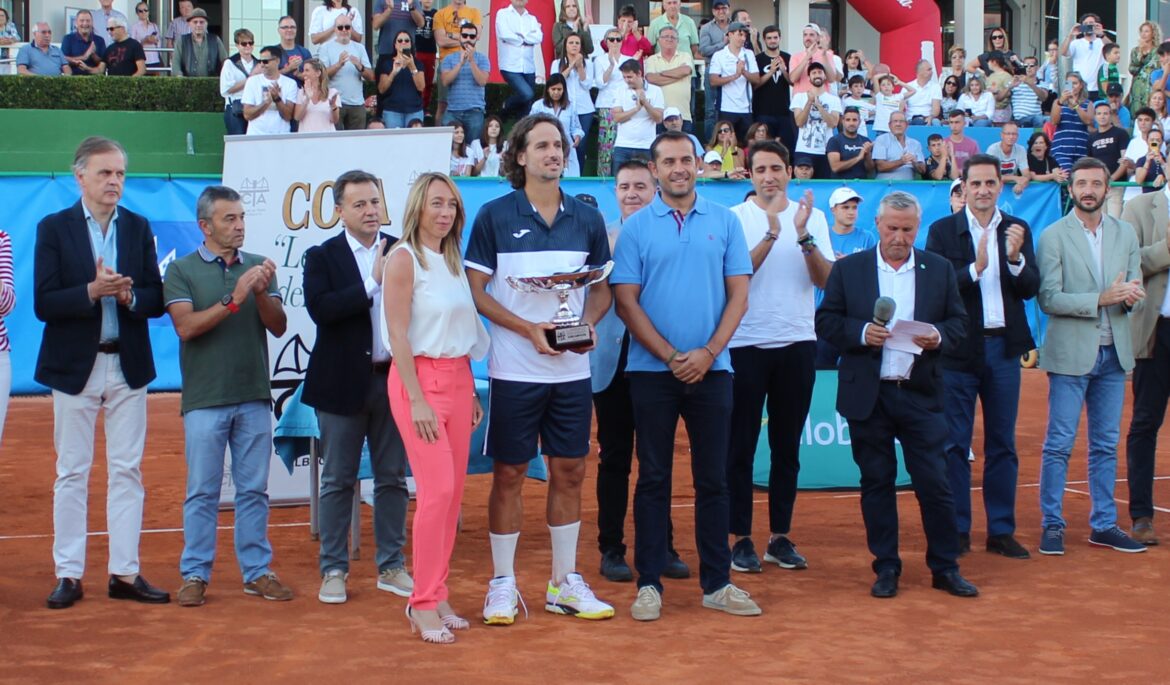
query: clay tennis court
[{"left": 0, "top": 370, "right": 1166, "bottom": 683}]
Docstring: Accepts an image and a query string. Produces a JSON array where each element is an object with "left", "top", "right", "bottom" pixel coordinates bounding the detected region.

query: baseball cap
[
  {"left": 188, "top": 8, "right": 208, "bottom": 19},
  {"left": 727, "top": 21, "right": 748, "bottom": 33},
  {"left": 829, "top": 187, "right": 862, "bottom": 208},
  {"left": 950, "top": 178, "right": 964, "bottom": 194},
  {"left": 712, "top": 0, "right": 729, "bottom": 7},
  {"left": 1106, "top": 82, "right": 1124, "bottom": 97},
  {"left": 803, "top": 23, "right": 821, "bottom": 33},
  {"left": 663, "top": 106, "right": 682, "bottom": 120},
  {"left": 794, "top": 156, "right": 814, "bottom": 167},
  {"left": 703, "top": 150, "right": 723, "bottom": 164}
]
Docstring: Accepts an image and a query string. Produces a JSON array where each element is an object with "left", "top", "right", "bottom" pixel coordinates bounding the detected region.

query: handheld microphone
[{"left": 873, "top": 296, "right": 896, "bottom": 327}]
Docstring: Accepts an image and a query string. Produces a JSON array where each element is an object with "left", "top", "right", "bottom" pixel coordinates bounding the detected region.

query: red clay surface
[{"left": 0, "top": 370, "right": 1167, "bottom": 684}]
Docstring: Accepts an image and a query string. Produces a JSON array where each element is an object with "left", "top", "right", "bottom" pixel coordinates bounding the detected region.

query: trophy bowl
[{"left": 505, "top": 261, "right": 614, "bottom": 351}]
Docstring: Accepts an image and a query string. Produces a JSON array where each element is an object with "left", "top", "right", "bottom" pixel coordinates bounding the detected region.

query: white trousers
[
  {"left": 52, "top": 352, "right": 148, "bottom": 579},
  {"left": 0, "top": 351, "right": 10, "bottom": 448}
]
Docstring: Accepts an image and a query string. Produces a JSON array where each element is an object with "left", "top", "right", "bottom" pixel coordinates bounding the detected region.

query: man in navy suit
[
  {"left": 815, "top": 190, "right": 977, "bottom": 599},
  {"left": 34, "top": 136, "right": 169, "bottom": 609},
  {"left": 925, "top": 154, "right": 1039, "bottom": 560},
  {"left": 302, "top": 169, "right": 411, "bottom": 604}
]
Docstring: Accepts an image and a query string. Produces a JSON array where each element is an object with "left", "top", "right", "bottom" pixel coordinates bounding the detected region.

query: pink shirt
[
  {"left": 296, "top": 87, "right": 339, "bottom": 133},
  {"left": 791, "top": 48, "right": 832, "bottom": 93}
]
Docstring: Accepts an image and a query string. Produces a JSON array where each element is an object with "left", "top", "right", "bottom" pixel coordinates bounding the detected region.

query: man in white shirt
[
  {"left": 905, "top": 59, "right": 942, "bottom": 125},
  {"left": 709, "top": 21, "right": 763, "bottom": 140},
  {"left": 242, "top": 45, "right": 298, "bottom": 135},
  {"left": 789, "top": 62, "right": 841, "bottom": 179},
  {"left": 874, "top": 112, "right": 925, "bottom": 180},
  {"left": 726, "top": 140, "right": 833, "bottom": 575},
  {"left": 610, "top": 59, "right": 665, "bottom": 171},
  {"left": 319, "top": 24, "right": 374, "bottom": 130},
  {"left": 985, "top": 122, "right": 1030, "bottom": 194},
  {"left": 495, "top": 0, "right": 542, "bottom": 119},
  {"left": 1061, "top": 13, "right": 1111, "bottom": 100}
]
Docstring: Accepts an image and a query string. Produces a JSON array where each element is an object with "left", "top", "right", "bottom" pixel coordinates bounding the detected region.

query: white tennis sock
[
  {"left": 549, "top": 521, "right": 581, "bottom": 585},
  {"left": 489, "top": 532, "right": 519, "bottom": 579}
]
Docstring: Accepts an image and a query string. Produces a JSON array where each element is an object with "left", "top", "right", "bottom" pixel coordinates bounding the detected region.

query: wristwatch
[{"left": 221, "top": 293, "right": 240, "bottom": 314}]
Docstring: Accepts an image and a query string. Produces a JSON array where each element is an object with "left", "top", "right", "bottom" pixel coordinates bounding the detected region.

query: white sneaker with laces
[
  {"left": 702, "top": 583, "right": 762, "bottom": 616},
  {"left": 630, "top": 585, "right": 662, "bottom": 622},
  {"left": 545, "top": 572, "right": 615, "bottom": 620},
  {"left": 483, "top": 576, "right": 526, "bottom": 625}
]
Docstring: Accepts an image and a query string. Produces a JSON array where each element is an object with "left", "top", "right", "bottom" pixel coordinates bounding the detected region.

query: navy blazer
[
  {"left": 925, "top": 210, "right": 1040, "bottom": 372},
  {"left": 301, "top": 231, "right": 393, "bottom": 416},
  {"left": 815, "top": 248, "right": 968, "bottom": 422},
  {"left": 33, "top": 201, "right": 164, "bottom": 394}
]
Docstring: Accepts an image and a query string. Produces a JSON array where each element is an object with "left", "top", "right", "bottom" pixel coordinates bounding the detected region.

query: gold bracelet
[{"left": 702, "top": 345, "right": 716, "bottom": 358}]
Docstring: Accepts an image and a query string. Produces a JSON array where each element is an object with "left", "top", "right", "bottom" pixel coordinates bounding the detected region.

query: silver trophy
[{"left": 506, "top": 262, "right": 614, "bottom": 351}]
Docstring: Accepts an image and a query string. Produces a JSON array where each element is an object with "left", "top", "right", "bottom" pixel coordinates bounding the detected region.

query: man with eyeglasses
[
  {"left": 93, "top": 0, "right": 128, "bottom": 45},
  {"left": 1061, "top": 13, "right": 1111, "bottom": 100},
  {"left": 1009, "top": 57, "right": 1049, "bottom": 128},
  {"left": 645, "top": 26, "right": 694, "bottom": 131},
  {"left": 276, "top": 17, "right": 312, "bottom": 85},
  {"left": 103, "top": 17, "right": 146, "bottom": 76},
  {"left": 62, "top": 9, "right": 106, "bottom": 76},
  {"left": 171, "top": 8, "right": 227, "bottom": 77},
  {"left": 16, "top": 23, "right": 71, "bottom": 75},
  {"left": 440, "top": 22, "right": 490, "bottom": 140},
  {"left": 241, "top": 45, "right": 298, "bottom": 135},
  {"left": 319, "top": 20, "right": 374, "bottom": 130}
]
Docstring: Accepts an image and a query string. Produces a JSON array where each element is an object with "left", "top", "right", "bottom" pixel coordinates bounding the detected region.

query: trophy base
[{"left": 547, "top": 323, "right": 593, "bottom": 351}]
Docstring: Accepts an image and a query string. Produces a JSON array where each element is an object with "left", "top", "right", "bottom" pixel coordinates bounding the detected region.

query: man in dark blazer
[
  {"left": 34, "top": 136, "right": 168, "bottom": 609},
  {"left": 816, "top": 190, "right": 977, "bottom": 599},
  {"left": 925, "top": 154, "right": 1039, "bottom": 560},
  {"left": 301, "top": 169, "right": 410, "bottom": 604}
]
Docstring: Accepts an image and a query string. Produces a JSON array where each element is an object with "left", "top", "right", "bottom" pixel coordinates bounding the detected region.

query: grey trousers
[{"left": 317, "top": 369, "right": 408, "bottom": 575}]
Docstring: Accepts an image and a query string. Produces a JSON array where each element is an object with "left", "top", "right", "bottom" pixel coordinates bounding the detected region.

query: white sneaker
[
  {"left": 702, "top": 583, "right": 762, "bottom": 616},
  {"left": 318, "top": 569, "right": 348, "bottom": 604},
  {"left": 545, "top": 572, "right": 615, "bottom": 620},
  {"left": 483, "top": 576, "right": 526, "bottom": 626},
  {"left": 377, "top": 567, "right": 414, "bottom": 597},
  {"left": 630, "top": 585, "right": 662, "bottom": 622}
]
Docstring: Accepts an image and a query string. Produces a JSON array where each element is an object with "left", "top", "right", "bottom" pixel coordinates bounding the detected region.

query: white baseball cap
[
  {"left": 663, "top": 106, "right": 682, "bottom": 120},
  {"left": 829, "top": 187, "right": 862, "bottom": 208},
  {"left": 703, "top": 150, "right": 723, "bottom": 164},
  {"left": 950, "top": 178, "right": 964, "bottom": 193}
]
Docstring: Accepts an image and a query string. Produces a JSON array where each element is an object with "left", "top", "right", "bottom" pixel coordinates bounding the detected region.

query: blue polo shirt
[
  {"left": 464, "top": 188, "right": 611, "bottom": 383},
  {"left": 610, "top": 193, "right": 752, "bottom": 373},
  {"left": 16, "top": 43, "right": 70, "bottom": 75}
]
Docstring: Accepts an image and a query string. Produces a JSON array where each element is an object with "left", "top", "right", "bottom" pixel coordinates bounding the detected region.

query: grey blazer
[
  {"left": 1120, "top": 189, "right": 1170, "bottom": 360},
  {"left": 1037, "top": 211, "right": 1143, "bottom": 375}
]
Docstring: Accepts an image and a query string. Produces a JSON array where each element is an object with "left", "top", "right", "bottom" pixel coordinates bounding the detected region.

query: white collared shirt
[
  {"left": 495, "top": 4, "right": 542, "bottom": 73},
  {"left": 1073, "top": 213, "right": 1113, "bottom": 345},
  {"left": 345, "top": 229, "right": 391, "bottom": 363},
  {"left": 965, "top": 207, "right": 1025, "bottom": 329},
  {"left": 874, "top": 248, "right": 918, "bottom": 380}
]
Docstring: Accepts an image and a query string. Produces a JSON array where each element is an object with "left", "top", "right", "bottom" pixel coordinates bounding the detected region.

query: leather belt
[
  {"left": 97, "top": 341, "right": 120, "bottom": 354},
  {"left": 372, "top": 361, "right": 391, "bottom": 374},
  {"left": 982, "top": 328, "right": 1006, "bottom": 337}
]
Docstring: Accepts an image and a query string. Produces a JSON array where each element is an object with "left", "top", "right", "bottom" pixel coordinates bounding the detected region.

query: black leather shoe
[
  {"left": 108, "top": 575, "right": 171, "bottom": 604},
  {"left": 47, "top": 578, "right": 83, "bottom": 609},
  {"left": 599, "top": 550, "right": 634, "bottom": 582},
  {"left": 871, "top": 570, "right": 899, "bottom": 598},
  {"left": 958, "top": 532, "right": 971, "bottom": 555},
  {"left": 931, "top": 570, "right": 979, "bottom": 597},
  {"left": 986, "top": 534, "right": 1031, "bottom": 559},
  {"left": 663, "top": 553, "right": 691, "bottom": 580}
]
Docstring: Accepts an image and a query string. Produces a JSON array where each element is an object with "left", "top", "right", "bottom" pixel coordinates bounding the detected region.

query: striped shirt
[
  {"left": 0, "top": 232, "right": 14, "bottom": 351},
  {"left": 1010, "top": 81, "right": 1043, "bottom": 118}
]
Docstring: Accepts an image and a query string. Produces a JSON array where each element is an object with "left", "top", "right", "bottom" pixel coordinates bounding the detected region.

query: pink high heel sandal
[{"left": 407, "top": 605, "right": 455, "bottom": 644}]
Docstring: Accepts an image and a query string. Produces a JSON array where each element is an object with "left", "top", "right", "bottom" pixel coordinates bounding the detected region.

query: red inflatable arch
[
  {"left": 487, "top": 0, "right": 557, "bottom": 83},
  {"left": 846, "top": 0, "right": 943, "bottom": 81}
]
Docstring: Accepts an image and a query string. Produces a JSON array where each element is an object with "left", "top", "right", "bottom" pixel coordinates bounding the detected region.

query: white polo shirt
[{"left": 710, "top": 45, "right": 758, "bottom": 114}]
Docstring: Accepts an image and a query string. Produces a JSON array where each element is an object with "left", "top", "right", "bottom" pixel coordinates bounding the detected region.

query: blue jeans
[
  {"left": 383, "top": 110, "right": 424, "bottom": 129},
  {"left": 942, "top": 337, "right": 1023, "bottom": 536},
  {"left": 224, "top": 104, "right": 247, "bottom": 136},
  {"left": 180, "top": 401, "right": 273, "bottom": 583},
  {"left": 577, "top": 112, "right": 595, "bottom": 172},
  {"left": 1040, "top": 345, "right": 1126, "bottom": 532},
  {"left": 628, "top": 371, "right": 733, "bottom": 595},
  {"left": 443, "top": 108, "right": 485, "bottom": 141},
  {"left": 610, "top": 146, "right": 650, "bottom": 174},
  {"left": 703, "top": 69, "right": 720, "bottom": 141},
  {"left": 500, "top": 70, "right": 536, "bottom": 119},
  {"left": 1014, "top": 114, "right": 1047, "bottom": 128}
]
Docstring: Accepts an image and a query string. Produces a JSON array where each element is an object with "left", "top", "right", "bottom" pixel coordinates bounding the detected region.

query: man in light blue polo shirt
[
  {"left": 439, "top": 22, "right": 490, "bottom": 140},
  {"left": 611, "top": 130, "right": 758, "bottom": 622},
  {"left": 17, "top": 23, "right": 72, "bottom": 75}
]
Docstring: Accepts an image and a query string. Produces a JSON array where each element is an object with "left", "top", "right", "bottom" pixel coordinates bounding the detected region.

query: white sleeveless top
[{"left": 381, "top": 243, "right": 490, "bottom": 360}]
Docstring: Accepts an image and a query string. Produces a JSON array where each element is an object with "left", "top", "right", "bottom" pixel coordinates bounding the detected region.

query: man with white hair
[
  {"left": 16, "top": 23, "right": 72, "bottom": 75},
  {"left": 103, "top": 16, "right": 146, "bottom": 76}
]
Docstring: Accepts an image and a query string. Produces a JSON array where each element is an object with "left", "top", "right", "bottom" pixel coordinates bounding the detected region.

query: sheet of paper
[{"left": 886, "top": 319, "right": 936, "bottom": 355}]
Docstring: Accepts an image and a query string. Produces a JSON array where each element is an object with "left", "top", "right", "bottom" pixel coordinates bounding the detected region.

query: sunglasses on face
[
  {"left": 257, "top": 57, "right": 274, "bottom": 63},
  {"left": 607, "top": 37, "right": 621, "bottom": 42},
  {"left": 238, "top": 40, "right": 253, "bottom": 46},
  {"left": 719, "top": 128, "right": 731, "bottom": 133},
  {"left": 136, "top": 8, "right": 148, "bottom": 12},
  {"left": 337, "top": 25, "right": 352, "bottom": 30},
  {"left": 461, "top": 33, "right": 476, "bottom": 39},
  {"left": 991, "top": 34, "right": 1004, "bottom": 39},
  {"left": 396, "top": 37, "right": 412, "bottom": 42}
]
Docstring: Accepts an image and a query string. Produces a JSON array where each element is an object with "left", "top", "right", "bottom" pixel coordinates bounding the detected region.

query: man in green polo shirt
[
  {"left": 647, "top": 0, "right": 700, "bottom": 59},
  {"left": 163, "top": 185, "right": 290, "bottom": 608}
]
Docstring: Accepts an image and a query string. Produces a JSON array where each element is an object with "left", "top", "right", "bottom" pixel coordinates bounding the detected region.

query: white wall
[{"left": 30, "top": 0, "right": 132, "bottom": 36}]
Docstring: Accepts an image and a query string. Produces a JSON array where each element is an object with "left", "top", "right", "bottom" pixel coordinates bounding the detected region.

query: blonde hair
[
  {"left": 399, "top": 173, "right": 465, "bottom": 276},
  {"left": 303, "top": 58, "right": 331, "bottom": 101},
  {"left": 1140, "top": 21, "right": 1162, "bottom": 47}
]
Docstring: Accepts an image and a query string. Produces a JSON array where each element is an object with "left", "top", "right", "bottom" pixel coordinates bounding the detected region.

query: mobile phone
[{"left": 401, "top": 48, "right": 412, "bottom": 58}]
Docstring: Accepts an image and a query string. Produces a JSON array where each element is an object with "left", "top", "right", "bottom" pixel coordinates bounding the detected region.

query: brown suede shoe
[
  {"left": 1132, "top": 517, "right": 1159, "bottom": 546},
  {"left": 178, "top": 577, "right": 207, "bottom": 607},
  {"left": 244, "top": 572, "right": 294, "bottom": 601}
]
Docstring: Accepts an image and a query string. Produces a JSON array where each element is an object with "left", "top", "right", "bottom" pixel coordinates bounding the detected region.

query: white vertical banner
[{"left": 218, "top": 128, "right": 452, "bottom": 505}]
